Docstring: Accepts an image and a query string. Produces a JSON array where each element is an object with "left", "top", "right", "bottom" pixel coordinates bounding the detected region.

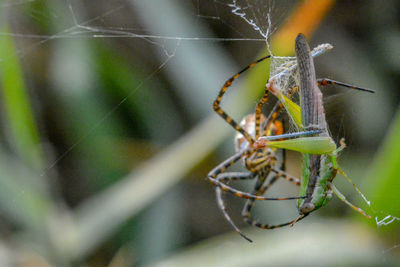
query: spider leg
[
  {"left": 246, "top": 155, "right": 275, "bottom": 173},
  {"left": 259, "top": 85, "right": 298, "bottom": 140},
  {"left": 317, "top": 78, "right": 375, "bottom": 93},
  {"left": 213, "top": 55, "right": 271, "bottom": 145},
  {"left": 208, "top": 152, "right": 303, "bottom": 201},
  {"left": 216, "top": 186, "right": 253, "bottom": 242},
  {"left": 242, "top": 171, "right": 278, "bottom": 221},
  {"left": 251, "top": 215, "right": 307, "bottom": 229},
  {"left": 242, "top": 169, "right": 303, "bottom": 229},
  {"left": 255, "top": 86, "right": 270, "bottom": 139},
  {"left": 262, "top": 101, "right": 282, "bottom": 132},
  {"left": 215, "top": 171, "right": 257, "bottom": 183},
  {"left": 270, "top": 167, "right": 301, "bottom": 186},
  {"left": 244, "top": 197, "right": 309, "bottom": 230},
  {"left": 214, "top": 171, "right": 257, "bottom": 242},
  {"left": 215, "top": 168, "right": 302, "bottom": 241}
]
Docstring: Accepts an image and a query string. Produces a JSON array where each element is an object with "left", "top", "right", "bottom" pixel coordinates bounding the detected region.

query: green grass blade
[
  {"left": 0, "top": 26, "right": 43, "bottom": 170},
  {"left": 365, "top": 107, "right": 400, "bottom": 226}
]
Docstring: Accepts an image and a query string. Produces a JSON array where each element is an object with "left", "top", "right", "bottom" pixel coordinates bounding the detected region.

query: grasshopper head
[{"left": 299, "top": 202, "right": 315, "bottom": 214}]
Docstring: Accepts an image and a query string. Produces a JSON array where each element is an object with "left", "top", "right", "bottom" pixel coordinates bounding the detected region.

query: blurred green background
[{"left": 0, "top": 0, "right": 399, "bottom": 266}]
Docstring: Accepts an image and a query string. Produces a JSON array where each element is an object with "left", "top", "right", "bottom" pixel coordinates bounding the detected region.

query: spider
[{"left": 207, "top": 55, "right": 317, "bottom": 242}]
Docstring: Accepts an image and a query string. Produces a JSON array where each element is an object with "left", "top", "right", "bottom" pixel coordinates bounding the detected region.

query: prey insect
[
  {"left": 256, "top": 33, "right": 374, "bottom": 226},
  {"left": 209, "top": 33, "right": 375, "bottom": 242}
]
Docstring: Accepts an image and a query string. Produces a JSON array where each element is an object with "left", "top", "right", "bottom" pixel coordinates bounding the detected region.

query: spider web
[{"left": 0, "top": 0, "right": 398, "bottom": 263}]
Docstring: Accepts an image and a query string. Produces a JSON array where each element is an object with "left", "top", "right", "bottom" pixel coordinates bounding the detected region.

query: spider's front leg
[{"left": 213, "top": 55, "right": 271, "bottom": 145}]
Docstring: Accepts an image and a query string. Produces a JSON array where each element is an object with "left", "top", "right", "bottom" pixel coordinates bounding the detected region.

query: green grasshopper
[
  {"left": 256, "top": 33, "right": 374, "bottom": 224},
  {"left": 209, "top": 33, "right": 374, "bottom": 242}
]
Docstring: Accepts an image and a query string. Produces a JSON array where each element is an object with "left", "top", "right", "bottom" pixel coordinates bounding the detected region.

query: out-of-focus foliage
[
  {"left": 0, "top": 0, "right": 399, "bottom": 266},
  {"left": 365, "top": 109, "right": 400, "bottom": 228}
]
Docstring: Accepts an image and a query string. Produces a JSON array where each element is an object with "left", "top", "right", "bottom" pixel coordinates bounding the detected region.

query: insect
[
  {"left": 209, "top": 33, "right": 375, "bottom": 242},
  {"left": 256, "top": 33, "right": 374, "bottom": 226}
]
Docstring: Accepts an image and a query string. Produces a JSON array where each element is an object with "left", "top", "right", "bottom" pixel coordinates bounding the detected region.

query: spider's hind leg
[{"left": 242, "top": 168, "right": 302, "bottom": 229}]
